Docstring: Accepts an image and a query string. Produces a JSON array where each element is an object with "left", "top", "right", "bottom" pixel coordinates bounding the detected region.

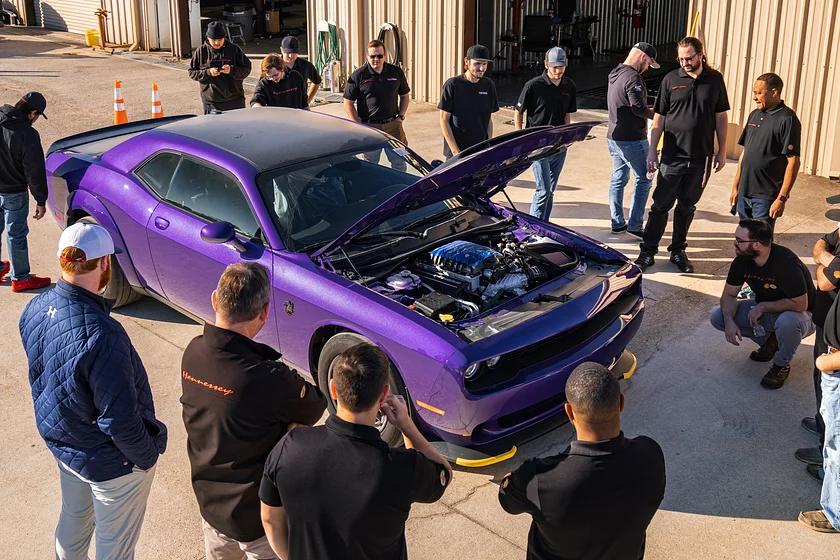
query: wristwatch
[
  {"left": 778, "top": 195, "right": 789, "bottom": 202},
  {"left": 398, "top": 115, "right": 405, "bottom": 121}
]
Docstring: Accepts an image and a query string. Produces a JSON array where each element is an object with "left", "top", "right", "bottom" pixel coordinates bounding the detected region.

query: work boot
[
  {"left": 0, "top": 260, "right": 9, "bottom": 281},
  {"left": 794, "top": 446, "right": 823, "bottom": 465},
  {"left": 750, "top": 332, "right": 778, "bottom": 362},
  {"left": 798, "top": 510, "right": 839, "bottom": 533},
  {"left": 669, "top": 250, "right": 695, "bottom": 273},
  {"left": 627, "top": 229, "right": 644, "bottom": 239},
  {"left": 806, "top": 464, "right": 824, "bottom": 482},
  {"left": 801, "top": 416, "right": 820, "bottom": 436},
  {"left": 760, "top": 363, "right": 790, "bottom": 389},
  {"left": 635, "top": 252, "right": 655, "bottom": 272},
  {"left": 12, "top": 275, "right": 51, "bottom": 293},
  {"left": 611, "top": 223, "right": 628, "bottom": 233}
]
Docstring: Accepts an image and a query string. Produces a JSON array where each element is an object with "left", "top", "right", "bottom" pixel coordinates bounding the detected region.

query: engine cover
[{"left": 428, "top": 240, "right": 501, "bottom": 275}]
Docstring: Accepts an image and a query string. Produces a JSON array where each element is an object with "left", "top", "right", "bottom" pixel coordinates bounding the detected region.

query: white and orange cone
[
  {"left": 114, "top": 80, "right": 128, "bottom": 124},
  {"left": 151, "top": 82, "right": 164, "bottom": 119}
]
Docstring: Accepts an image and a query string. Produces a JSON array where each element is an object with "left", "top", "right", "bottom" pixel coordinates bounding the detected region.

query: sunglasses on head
[{"left": 369, "top": 54, "right": 385, "bottom": 59}]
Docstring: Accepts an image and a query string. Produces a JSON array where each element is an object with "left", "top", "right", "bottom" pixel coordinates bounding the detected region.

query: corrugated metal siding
[
  {"left": 307, "top": 0, "right": 465, "bottom": 104},
  {"left": 8, "top": 0, "right": 35, "bottom": 25},
  {"left": 100, "top": 0, "right": 136, "bottom": 45},
  {"left": 689, "top": 0, "right": 840, "bottom": 178},
  {"left": 32, "top": 0, "right": 42, "bottom": 26},
  {"left": 37, "top": 0, "right": 99, "bottom": 33}
]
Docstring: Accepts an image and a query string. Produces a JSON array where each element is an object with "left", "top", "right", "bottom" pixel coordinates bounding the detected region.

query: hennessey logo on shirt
[{"left": 183, "top": 370, "right": 234, "bottom": 396}]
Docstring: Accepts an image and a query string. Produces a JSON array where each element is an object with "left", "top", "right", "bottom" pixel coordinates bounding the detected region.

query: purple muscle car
[{"left": 45, "top": 109, "right": 643, "bottom": 466}]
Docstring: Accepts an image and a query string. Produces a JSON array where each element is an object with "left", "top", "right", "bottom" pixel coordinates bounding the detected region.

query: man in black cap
[
  {"left": 729, "top": 73, "right": 801, "bottom": 229},
  {"left": 439, "top": 44, "right": 500, "bottom": 158},
  {"left": 636, "top": 36, "right": 730, "bottom": 274},
  {"left": 515, "top": 46, "right": 577, "bottom": 221},
  {"left": 281, "top": 36, "right": 321, "bottom": 106},
  {"left": 0, "top": 92, "right": 51, "bottom": 292},
  {"left": 189, "top": 21, "right": 252, "bottom": 114},
  {"left": 606, "top": 42, "right": 659, "bottom": 238}
]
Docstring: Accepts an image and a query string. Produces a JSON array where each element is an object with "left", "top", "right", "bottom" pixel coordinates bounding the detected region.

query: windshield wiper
[
  {"left": 402, "top": 206, "right": 478, "bottom": 231},
  {"left": 355, "top": 230, "right": 426, "bottom": 242}
]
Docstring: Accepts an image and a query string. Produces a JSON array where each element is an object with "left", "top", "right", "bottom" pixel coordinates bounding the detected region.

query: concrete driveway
[{"left": 1, "top": 27, "right": 838, "bottom": 559}]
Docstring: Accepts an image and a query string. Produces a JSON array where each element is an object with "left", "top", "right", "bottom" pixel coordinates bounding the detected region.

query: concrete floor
[{"left": 2, "top": 26, "right": 839, "bottom": 560}]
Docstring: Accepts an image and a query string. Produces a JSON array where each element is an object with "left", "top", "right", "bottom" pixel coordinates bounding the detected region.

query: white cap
[{"left": 57, "top": 222, "right": 120, "bottom": 262}]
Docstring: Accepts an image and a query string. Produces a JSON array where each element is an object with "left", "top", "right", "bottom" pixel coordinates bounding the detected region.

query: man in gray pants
[{"left": 711, "top": 218, "right": 815, "bottom": 389}]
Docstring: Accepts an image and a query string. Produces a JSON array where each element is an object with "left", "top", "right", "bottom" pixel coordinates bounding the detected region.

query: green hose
[{"left": 314, "top": 22, "right": 341, "bottom": 81}]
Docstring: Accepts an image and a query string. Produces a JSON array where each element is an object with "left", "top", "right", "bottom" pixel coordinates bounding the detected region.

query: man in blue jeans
[
  {"left": 0, "top": 92, "right": 52, "bottom": 292},
  {"left": 606, "top": 43, "right": 660, "bottom": 237},
  {"left": 514, "top": 47, "right": 576, "bottom": 220}
]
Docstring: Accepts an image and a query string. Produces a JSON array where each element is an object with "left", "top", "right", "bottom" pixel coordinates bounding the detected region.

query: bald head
[{"left": 566, "top": 362, "right": 622, "bottom": 424}]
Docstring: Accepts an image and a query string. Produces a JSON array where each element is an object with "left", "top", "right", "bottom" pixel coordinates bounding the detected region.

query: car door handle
[{"left": 154, "top": 217, "right": 170, "bottom": 230}]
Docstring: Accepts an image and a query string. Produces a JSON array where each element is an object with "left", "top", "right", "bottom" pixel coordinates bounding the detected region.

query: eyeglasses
[
  {"left": 677, "top": 52, "right": 699, "bottom": 63},
  {"left": 369, "top": 54, "right": 385, "bottom": 59},
  {"left": 734, "top": 238, "right": 753, "bottom": 245}
]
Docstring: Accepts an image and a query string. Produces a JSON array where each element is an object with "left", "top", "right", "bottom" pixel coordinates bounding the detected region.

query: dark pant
[
  {"left": 737, "top": 195, "right": 776, "bottom": 230},
  {"left": 203, "top": 98, "right": 246, "bottom": 114},
  {"left": 815, "top": 326, "right": 827, "bottom": 447},
  {"left": 641, "top": 157, "right": 707, "bottom": 255}
]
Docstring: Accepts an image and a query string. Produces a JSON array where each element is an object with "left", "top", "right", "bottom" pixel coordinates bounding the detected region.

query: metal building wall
[
  {"left": 689, "top": 0, "right": 840, "bottom": 178},
  {"left": 35, "top": 0, "right": 100, "bottom": 33},
  {"left": 100, "top": 0, "right": 137, "bottom": 46},
  {"left": 306, "top": 0, "right": 466, "bottom": 104}
]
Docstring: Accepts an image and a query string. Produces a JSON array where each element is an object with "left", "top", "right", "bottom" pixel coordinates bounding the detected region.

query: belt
[{"left": 365, "top": 116, "right": 399, "bottom": 124}]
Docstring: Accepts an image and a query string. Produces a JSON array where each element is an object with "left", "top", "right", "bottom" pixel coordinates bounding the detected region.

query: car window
[
  {"left": 164, "top": 157, "right": 260, "bottom": 237},
  {"left": 135, "top": 152, "right": 181, "bottom": 198}
]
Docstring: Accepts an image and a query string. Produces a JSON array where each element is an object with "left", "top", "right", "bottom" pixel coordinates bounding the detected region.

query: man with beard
[
  {"left": 710, "top": 218, "right": 815, "bottom": 388},
  {"left": 636, "top": 37, "right": 730, "bottom": 273},
  {"left": 439, "top": 44, "right": 500, "bottom": 158},
  {"left": 189, "top": 21, "right": 252, "bottom": 114},
  {"left": 514, "top": 47, "right": 577, "bottom": 220},
  {"left": 281, "top": 36, "right": 321, "bottom": 106},
  {"left": 251, "top": 54, "right": 308, "bottom": 109},
  {"left": 19, "top": 222, "right": 167, "bottom": 558}
]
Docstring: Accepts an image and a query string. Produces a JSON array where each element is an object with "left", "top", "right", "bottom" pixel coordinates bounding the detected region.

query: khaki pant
[
  {"left": 366, "top": 119, "right": 408, "bottom": 144},
  {"left": 202, "top": 519, "right": 278, "bottom": 560}
]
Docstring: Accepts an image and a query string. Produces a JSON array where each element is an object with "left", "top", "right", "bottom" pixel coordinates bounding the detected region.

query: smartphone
[{"left": 730, "top": 204, "right": 737, "bottom": 216}]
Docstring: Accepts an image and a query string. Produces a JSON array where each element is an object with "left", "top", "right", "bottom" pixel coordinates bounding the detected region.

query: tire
[
  {"left": 77, "top": 217, "right": 143, "bottom": 308},
  {"left": 317, "top": 332, "right": 409, "bottom": 448}
]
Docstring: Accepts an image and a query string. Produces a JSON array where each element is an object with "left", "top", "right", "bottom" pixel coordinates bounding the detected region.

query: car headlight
[
  {"left": 486, "top": 355, "right": 502, "bottom": 368},
  {"left": 464, "top": 362, "right": 482, "bottom": 380}
]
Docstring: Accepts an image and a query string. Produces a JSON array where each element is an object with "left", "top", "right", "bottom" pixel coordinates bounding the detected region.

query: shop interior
[{"left": 198, "top": 0, "right": 309, "bottom": 57}]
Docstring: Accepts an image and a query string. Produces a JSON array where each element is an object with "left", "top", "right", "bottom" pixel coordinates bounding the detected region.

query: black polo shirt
[
  {"left": 654, "top": 67, "right": 730, "bottom": 161},
  {"left": 344, "top": 62, "right": 410, "bottom": 122},
  {"left": 725, "top": 243, "right": 816, "bottom": 312},
  {"left": 736, "top": 101, "right": 801, "bottom": 200},
  {"left": 438, "top": 74, "right": 500, "bottom": 157},
  {"left": 181, "top": 324, "right": 327, "bottom": 543},
  {"left": 250, "top": 70, "right": 308, "bottom": 109},
  {"left": 499, "top": 433, "right": 666, "bottom": 560},
  {"left": 515, "top": 73, "right": 577, "bottom": 128},
  {"left": 289, "top": 57, "right": 322, "bottom": 87},
  {"left": 259, "top": 415, "right": 450, "bottom": 560},
  {"left": 813, "top": 229, "right": 840, "bottom": 328}
]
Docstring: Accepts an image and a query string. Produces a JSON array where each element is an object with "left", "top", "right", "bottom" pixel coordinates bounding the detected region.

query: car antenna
[{"left": 339, "top": 246, "right": 368, "bottom": 287}]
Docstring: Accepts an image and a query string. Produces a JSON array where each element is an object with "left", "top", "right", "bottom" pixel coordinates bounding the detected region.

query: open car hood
[{"left": 312, "top": 122, "right": 597, "bottom": 259}]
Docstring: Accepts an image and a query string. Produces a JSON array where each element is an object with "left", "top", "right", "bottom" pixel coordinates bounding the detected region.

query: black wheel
[
  {"left": 317, "top": 332, "right": 408, "bottom": 448},
  {"left": 77, "top": 217, "right": 143, "bottom": 308}
]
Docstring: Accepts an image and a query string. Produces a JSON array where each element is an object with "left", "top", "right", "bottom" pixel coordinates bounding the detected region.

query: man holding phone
[{"left": 189, "top": 21, "right": 252, "bottom": 114}]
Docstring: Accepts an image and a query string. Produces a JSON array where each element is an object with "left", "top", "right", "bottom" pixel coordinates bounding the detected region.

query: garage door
[{"left": 35, "top": 0, "right": 100, "bottom": 34}]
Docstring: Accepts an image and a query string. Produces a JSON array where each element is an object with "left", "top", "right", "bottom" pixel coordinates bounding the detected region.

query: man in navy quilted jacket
[{"left": 19, "top": 222, "right": 167, "bottom": 560}]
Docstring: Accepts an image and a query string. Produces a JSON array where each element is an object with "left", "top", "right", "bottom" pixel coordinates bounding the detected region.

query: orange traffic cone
[
  {"left": 152, "top": 82, "right": 164, "bottom": 119},
  {"left": 114, "top": 80, "right": 128, "bottom": 124}
]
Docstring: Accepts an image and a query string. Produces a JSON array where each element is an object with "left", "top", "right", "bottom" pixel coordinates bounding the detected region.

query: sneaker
[
  {"left": 798, "top": 510, "right": 838, "bottom": 533},
  {"left": 760, "top": 363, "right": 790, "bottom": 389},
  {"left": 11, "top": 275, "right": 52, "bottom": 293},
  {"left": 635, "top": 252, "right": 655, "bottom": 272},
  {"left": 801, "top": 416, "right": 820, "bottom": 436},
  {"left": 627, "top": 229, "right": 644, "bottom": 239},
  {"left": 795, "top": 446, "right": 823, "bottom": 466},
  {"left": 750, "top": 332, "right": 778, "bottom": 362},
  {"left": 611, "top": 223, "right": 628, "bottom": 233},
  {"left": 669, "top": 250, "right": 695, "bottom": 273},
  {"left": 806, "top": 464, "right": 824, "bottom": 482},
  {"left": 0, "top": 260, "right": 9, "bottom": 281}
]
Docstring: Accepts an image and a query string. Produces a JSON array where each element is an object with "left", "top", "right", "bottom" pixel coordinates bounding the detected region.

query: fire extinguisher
[{"left": 632, "top": 0, "right": 647, "bottom": 29}]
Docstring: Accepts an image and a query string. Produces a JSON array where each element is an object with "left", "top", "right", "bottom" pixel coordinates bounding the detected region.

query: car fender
[{"left": 67, "top": 190, "right": 141, "bottom": 287}]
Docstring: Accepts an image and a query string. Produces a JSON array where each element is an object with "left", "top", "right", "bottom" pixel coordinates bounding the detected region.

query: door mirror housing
[
  {"left": 430, "top": 159, "right": 444, "bottom": 169},
  {"left": 201, "top": 221, "right": 248, "bottom": 253}
]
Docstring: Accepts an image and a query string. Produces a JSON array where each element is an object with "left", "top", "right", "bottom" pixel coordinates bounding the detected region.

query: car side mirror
[
  {"left": 201, "top": 221, "right": 248, "bottom": 253},
  {"left": 430, "top": 159, "right": 443, "bottom": 169}
]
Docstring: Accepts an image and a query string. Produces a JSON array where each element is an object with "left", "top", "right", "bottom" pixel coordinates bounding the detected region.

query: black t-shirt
[
  {"left": 725, "top": 243, "right": 815, "bottom": 312},
  {"left": 289, "top": 57, "right": 322, "bottom": 86},
  {"left": 515, "top": 73, "right": 577, "bottom": 128},
  {"left": 498, "top": 433, "right": 666, "bottom": 560},
  {"left": 259, "top": 415, "right": 450, "bottom": 560},
  {"left": 250, "top": 70, "right": 308, "bottom": 109},
  {"left": 654, "top": 67, "right": 730, "bottom": 161},
  {"left": 813, "top": 229, "right": 840, "bottom": 328},
  {"left": 181, "top": 324, "right": 327, "bottom": 542},
  {"left": 737, "top": 101, "right": 801, "bottom": 200},
  {"left": 438, "top": 74, "right": 500, "bottom": 157},
  {"left": 607, "top": 63, "right": 651, "bottom": 141},
  {"left": 344, "top": 62, "right": 410, "bottom": 122}
]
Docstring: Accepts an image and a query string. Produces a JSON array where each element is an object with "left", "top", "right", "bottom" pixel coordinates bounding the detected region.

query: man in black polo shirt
[
  {"left": 251, "top": 54, "right": 308, "bottom": 109},
  {"left": 181, "top": 263, "right": 327, "bottom": 559},
  {"left": 281, "top": 36, "right": 321, "bottom": 106},
  {"left": 515, "top": 47, "right": 576, "bottom": 221},
  {"left": 259, "top": 343, "right": 451, "bottom": 560},
  {"left": 729, "top": 73, "right": 801, "bottom": 229},
  {"left": 439, "top": 44, "right": 500, "bottom": 158},
  {"left": 499, "top": 362, "right": 666, "bottom": 560},
  {"left": 637, "top": 36, "right": 730, "bottom": 273},
  {"left": 710, "top": 219, "right": 815, "bottom": 388}
]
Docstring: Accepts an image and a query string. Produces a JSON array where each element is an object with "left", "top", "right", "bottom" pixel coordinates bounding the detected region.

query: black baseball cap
[
  {"left": 207, "top": 21, "right": 226, "bottom": 40},
  {"left": 281, "top": 36, "right": 300, "bottom": 53},
  {"left": 21, "top": 92, "right": 47, "bottom": 119},
  {"left": 633, "top": 42, "right": 660, "bottom": 69},
  {"left": 465, "top": 44, "right": 491, "bottom": 62}
]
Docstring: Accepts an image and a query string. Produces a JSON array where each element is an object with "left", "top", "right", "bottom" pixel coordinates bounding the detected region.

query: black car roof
[{"left": 157, "top": 108, "right": 391, "bottom": 171}]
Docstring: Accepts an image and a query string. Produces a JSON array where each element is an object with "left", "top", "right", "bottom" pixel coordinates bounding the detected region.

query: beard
[
  {"left": 735, "top": 246, "right": 760, "bottom": 259},
  {"left": 98, "top": 259, "right": 112, "bottom": 292}
]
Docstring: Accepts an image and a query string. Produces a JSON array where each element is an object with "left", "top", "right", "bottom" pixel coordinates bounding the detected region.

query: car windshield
[{"left": 257, "top": 142, "right": 456, "bottom": 252}]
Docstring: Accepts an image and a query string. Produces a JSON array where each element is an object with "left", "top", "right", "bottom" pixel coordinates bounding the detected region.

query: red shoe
[
  {"left": 0, "top": 261, "right": 9, "bottom": 282},
  {"left": 12, "top": 275, "right": 52, "bottom": 292}
]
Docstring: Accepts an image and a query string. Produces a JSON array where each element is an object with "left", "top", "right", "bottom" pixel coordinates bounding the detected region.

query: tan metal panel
[
  {"left": 100, "top": 0, "right": 136, "bottom": 45},
  {"left": 38, "top": 0, "right": 100, "bottom": 34}
]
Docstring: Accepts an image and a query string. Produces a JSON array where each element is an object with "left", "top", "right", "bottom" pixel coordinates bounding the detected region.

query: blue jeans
[
  {"left": 607, "top": 138, "right": 652, "bottom": 231},
  {"left": 529, "top": 150, "right": 568, "bottom": 221},
  {"left": 0, "top": 191, "right": 31, "bottom": 281},
  {"left": 821, "top": 370, "right": 840, "bottom": 530},
  {"left": 737, "top": 196, "right": 776, "bottom": 229}
]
